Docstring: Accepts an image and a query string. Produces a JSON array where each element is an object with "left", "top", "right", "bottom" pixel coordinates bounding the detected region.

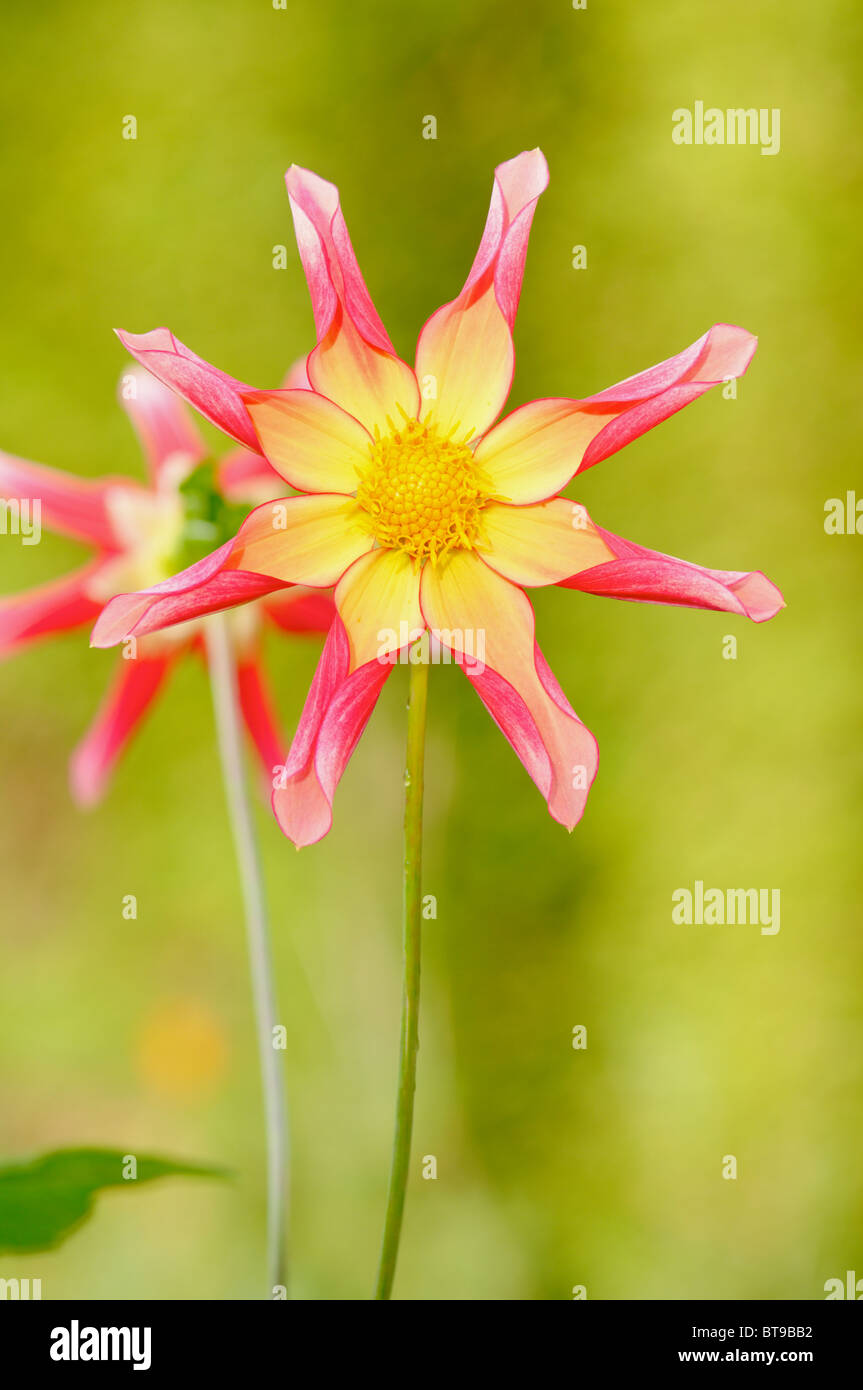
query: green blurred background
[{"left": 1, "top": 0, "right": 861, "bottom": 1300}]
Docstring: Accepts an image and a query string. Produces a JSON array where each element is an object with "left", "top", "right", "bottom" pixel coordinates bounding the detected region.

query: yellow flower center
[{"left": 355, "top": 417, "right": 488, "bottom": 564}]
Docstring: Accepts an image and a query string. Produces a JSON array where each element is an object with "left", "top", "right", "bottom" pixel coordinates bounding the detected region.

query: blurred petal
[
  {"left": 116, "top": 327, "right": 262, "bottom": 453},
  {"left": 228, "top": 494, "right": 373, "bottom": 586},
  {"left": 273, "top": 616, "right": 391, "bottom": 847},
  {"left": 286, "top": 165, "right": 419, "bottom": 432},
  {"left": 217, "top": 447, "right": 284, "bottom": 502},
  {"left": 263, "top": 585, "right": 336, "bottom": 634},
  {"left": 476, "top": 325, "right": 757, "bottom": 502},
  {"left": 237, "top": 657, "right": 285, "bottom": 776},
  {"left": 118, "top": 366, "right": 205, "bottom": 483},
  {"left": 283, "top": 357, "right": 312, "bottom": 390},
  {"left": 477, "top": 498, "right": 614, "bottom": 586},
  {"left": 0, "top": 561, "right": 107, "bottom": 658},
  {"left": 70, "top": 652, "right": 173, "bottom": 806},
  {"left": 559, "top": 525, "right": 785, "bottom": 622},
  {"left": 0, "top": 451, "right": 132, "bottom": 550},
  {"left": 335, "top": 547, "right": 423, "bottom": 668},
  {"left": 415, "top": 149, "right": 548, "bottom": 440},
  {"left": 90, "top": 541, "right": 289, "bottom": 647},
  {"left": 243, "top": 388, "right": 373, "bottom": 493},
  {"left": 421, "top": 550, "right": 597, "bottom": 829}
]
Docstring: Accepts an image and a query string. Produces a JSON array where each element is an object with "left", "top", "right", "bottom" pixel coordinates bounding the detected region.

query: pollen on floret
[{"left": 355, "top": 413, "right": 489, "bottom": 565}]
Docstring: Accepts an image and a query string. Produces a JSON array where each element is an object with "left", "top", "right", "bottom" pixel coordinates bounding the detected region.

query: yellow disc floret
[{"left": 356, "top": 416, "right": 488, "bottom": 565}]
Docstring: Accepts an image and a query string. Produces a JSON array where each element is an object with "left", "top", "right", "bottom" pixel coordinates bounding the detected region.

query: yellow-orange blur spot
[{"left": 135, "top": 998, "right": 229, "bottom": 1098}]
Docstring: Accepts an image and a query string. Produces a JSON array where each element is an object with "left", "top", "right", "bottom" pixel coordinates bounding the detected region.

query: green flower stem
[
  {"left": 205, "top": 614, "right": 288, "bottom": 1298},
  {"left": 375, "top": 647, "right": 430, "bottom": 1300}
]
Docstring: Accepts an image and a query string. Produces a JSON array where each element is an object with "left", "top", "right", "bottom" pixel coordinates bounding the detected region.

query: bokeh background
[{"left": 1, "top": 0, "right": 861, "bottom": 1300}]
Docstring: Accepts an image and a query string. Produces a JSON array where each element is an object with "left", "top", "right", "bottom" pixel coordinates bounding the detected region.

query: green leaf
[{"left": 0, "top": 1148, "right": 230, "bottom": 1254}]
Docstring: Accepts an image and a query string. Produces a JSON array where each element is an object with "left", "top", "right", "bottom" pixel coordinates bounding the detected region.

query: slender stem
[
  {"left": 375, "top": 646, "right": 430, "bottom": 1300},
  {"left": 205, "top": 613, "right": 288, "bottom": 1298}
]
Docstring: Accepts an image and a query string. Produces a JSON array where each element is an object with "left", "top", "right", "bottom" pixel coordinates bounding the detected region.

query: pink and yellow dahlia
[
  {"left": 93, "top": 150, "right": 783, "bottom": 843},
  {"left": 1, "top": 367, "right": 333, "bottom": 803}
]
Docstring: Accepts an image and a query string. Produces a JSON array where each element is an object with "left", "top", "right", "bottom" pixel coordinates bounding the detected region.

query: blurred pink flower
[{"left": 0, "top": 366, "right": 333, "bottom": 804}]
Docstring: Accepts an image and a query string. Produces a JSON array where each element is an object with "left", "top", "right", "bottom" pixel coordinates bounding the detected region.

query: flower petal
[
  {"left": 237, "top": 657, "right": 285, "bottom": 777},
  {"left": 475, "top": 325, "right": 758, "bottom": 503},
  {"left": 286, "top": 165, "right": 419, "bottom": 433},
  {"left": 263, "top": 586, "right": 336, "bottom": 634},
  {"left": 272, "top": 616, "right": 391, "bottom": 847},
  {"left": 217, "top": 447, "right": 285, "bottom": 503},
  {"left": 118, "top": 366, "right": 206, "bottom": 483},
  {"left": 116, "top": 327, "right": 262, "bottom": 453},
  {"left": 0, "top": 562, "right": 107, "bottom": 658},
  {"left": 559, "top": 525, "right": 785, "bottom": 622},
  {"left": 91, "top": 491, "right": 370, "bottom": 647},
  {"left": 335, "top": 547, "right": 423, "bottom": 669},
  {"left": 227, "top": 494, "right": 373, "bottom": 586},
  {"left": 90, "top": 541, "right": 289, "bottom": 647},
  {"left": 283, "top": 356, "right": 312, "bottom": 390},
  {"left": 477, "top": 498, "right": 614, "bottom": 586},
  {"left": 69, "top": 651, "right": 174, "bottom": 806},
  {"left": 415, "top": 149, "right": 549, "bottom": 440},
  {"left": 242, "top": 388, "right": 373, "bottom": 494},
  {"left": 0, "top": 451, "right": 132, "bottom": 550},
  {"left": 218, "top": 361, "right": 324, "bottom": 501},
  {"left": 420, "top": 550, "right": 597, "bottom": 829}
]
